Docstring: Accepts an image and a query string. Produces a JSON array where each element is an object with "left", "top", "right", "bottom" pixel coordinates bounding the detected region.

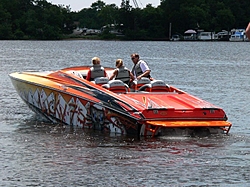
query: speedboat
[{"left": 9, "top": 66, "right": 232, "bottom": 137}]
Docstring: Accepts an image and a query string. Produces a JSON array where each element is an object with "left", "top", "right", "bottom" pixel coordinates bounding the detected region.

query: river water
[{"left": 1, "top": 40, "right": 250, "bottom": 186}]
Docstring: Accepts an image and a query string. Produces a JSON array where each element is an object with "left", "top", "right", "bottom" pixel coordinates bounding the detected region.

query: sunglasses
[{"left": 131, "top": 57, "right": 135, "bottom": 60}]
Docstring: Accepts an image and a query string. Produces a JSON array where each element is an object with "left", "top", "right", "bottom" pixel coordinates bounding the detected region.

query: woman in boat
[
  {"left": 86, "top": 57, "right": 108, "bottom": 81},
  {"left": 130, "top": 53, "right": 153, "bottom": 80},
  {"left": 109, "top": 59, "right": 135, "bottom": 85}
]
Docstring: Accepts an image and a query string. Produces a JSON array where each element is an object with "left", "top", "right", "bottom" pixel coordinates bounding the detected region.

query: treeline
[
  {"left": 0, "top": 0, "right": 250, "bottom": 40},
  {"left": 0, "top": 0, "right": 73, "bottom": 39}
]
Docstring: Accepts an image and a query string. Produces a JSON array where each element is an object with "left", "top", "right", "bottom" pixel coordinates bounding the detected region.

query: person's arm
[
  {"left": 246, "top": 22, "right": 250, "bottom": 39},
  {"left": 137, "top": 61, "right": 151, "bottom": 80},
  {"left": 109, "top": 70, "right": 117, "bottom": 80},
  {"left": 86, "top": 70, "right": 91, "bottom": 81},
  {"left": 104, "top": 70, "right": 109, "bottom": 79},
  {"left": 137, "top": 70, "right": 151, "bottom": 80}
]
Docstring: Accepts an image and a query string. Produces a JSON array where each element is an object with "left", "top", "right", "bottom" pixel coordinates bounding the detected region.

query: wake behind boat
[{"left": 9, "top": 66, "right": 232, "bottom": 137}]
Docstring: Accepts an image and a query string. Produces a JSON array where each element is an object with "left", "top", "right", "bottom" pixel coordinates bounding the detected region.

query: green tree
[
  {"left": 140, "top": 5, "right": 165, "bottom": 38},
  {"left": 1, "top": 0, "right": 250, "bottom": 40},
  {"left": 0, "top": 4, "right": 12, "bottom": 39},
  {"left": 98, "top": 4, "right": 119, "bottom": 26}
]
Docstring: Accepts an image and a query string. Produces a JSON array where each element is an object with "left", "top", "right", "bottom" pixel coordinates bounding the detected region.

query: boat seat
[
  {"left": 138, "top": 80, "right": 170, "bottom": 92},
  {"left": 130, "top": 77, "right": 151, "bottom": 91},
  {"left": 93, "top": 77, "right": 109, "bottom": 85},
  {"left": 102, "top": 80, "right": 130, "bottom": 93}
]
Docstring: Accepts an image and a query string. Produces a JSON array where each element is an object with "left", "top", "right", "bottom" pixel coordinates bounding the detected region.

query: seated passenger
[
  {"left": 109, "top": 59, "right": 134, "bottom": 85},
  {"left": 86, "top": 57, "right": 108, "bottom": 81},
  {"left": 130, "top": 53, "right": 153, "bottom": 81}
]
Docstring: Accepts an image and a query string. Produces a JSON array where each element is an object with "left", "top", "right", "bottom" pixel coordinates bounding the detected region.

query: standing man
[{"left": 130, "top": 53, "right": 152, "bottom": 80}]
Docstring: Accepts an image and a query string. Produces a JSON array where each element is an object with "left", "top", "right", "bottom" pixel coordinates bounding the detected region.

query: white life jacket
[
  {"left": 90, "top": 64, "right": 105, "bottom": 81},
  {"left": 115, "top": 66, "right": 130, "bottom": 84}
]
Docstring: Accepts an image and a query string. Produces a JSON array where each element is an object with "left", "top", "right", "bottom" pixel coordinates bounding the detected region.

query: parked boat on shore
[
  {"left": 170, "top": 34, "right": 181, "bottom": 41},
  {"left": 197, "top": 31, "right": 215, "bottom": 41},
  {"left": 9, "top": 66, "right": 232, "bottom": 137},
  {"left": 214, "top": 30, "right": 231, "bottom": 41},
  {"left": 229, "top": 29, "right": 247, "bottom": 42}
]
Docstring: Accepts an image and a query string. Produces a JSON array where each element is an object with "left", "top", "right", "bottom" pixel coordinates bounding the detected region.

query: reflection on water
[
  {"left": 1, "top": 40, "right": 250, "bottom": 186},
  {"left": 2, "top": 115, "right": 250, "bottom": 186}
]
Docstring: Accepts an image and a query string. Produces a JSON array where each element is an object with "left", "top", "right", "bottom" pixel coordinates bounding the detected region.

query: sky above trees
[{"left": 49, "top": 0, "right": 160, "bottom": 11}]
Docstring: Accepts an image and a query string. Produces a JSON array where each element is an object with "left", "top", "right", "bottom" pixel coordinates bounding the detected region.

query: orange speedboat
[{"left": 9, "top": 66, "right": 232, "bottom": 137}]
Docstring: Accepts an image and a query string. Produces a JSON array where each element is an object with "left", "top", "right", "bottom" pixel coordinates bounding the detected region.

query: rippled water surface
[{"left": 1, "top": 40, "right": 250, "bottom": 186}]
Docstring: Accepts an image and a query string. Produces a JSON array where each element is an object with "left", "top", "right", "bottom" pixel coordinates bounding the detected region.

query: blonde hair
[
  {"left": 115, "top": 59, "right": 123, "bottom": 68},
  {"left": 92, "top": 57, "right": 100, "bottom": 65}
]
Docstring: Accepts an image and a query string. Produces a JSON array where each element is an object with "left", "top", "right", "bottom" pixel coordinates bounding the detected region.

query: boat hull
[
  {"left": 10, "top": 76, "right": 141, "bottom": 136},
  {"left": 9, "top": 67, "right": 232, "bottom": 137}
]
